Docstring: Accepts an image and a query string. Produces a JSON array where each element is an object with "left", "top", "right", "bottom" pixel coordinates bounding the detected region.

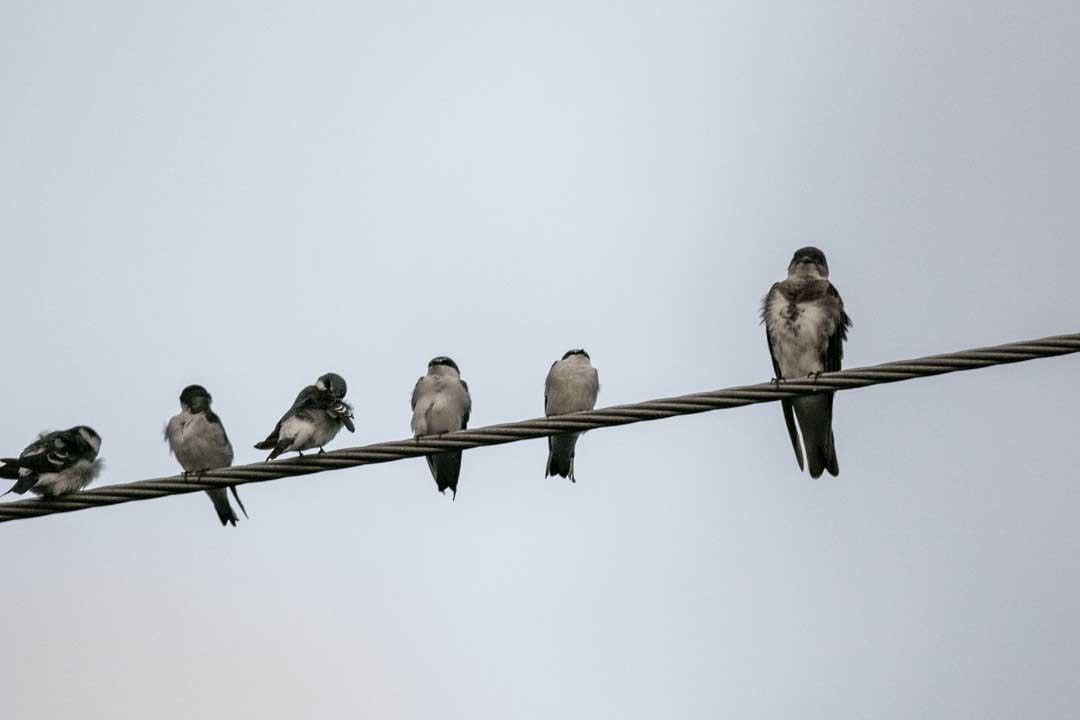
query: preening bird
[
  {"left": 0, "top": 426, "right": 103, "bottom": 497},
  {"left": 165, "top": 384, "right": 247, "bottom": 527},
  {"left": 544, "top": 349, "right": 600, "bottom": 482},
  {"left": 410, "top": 356, "right": 471, "bottom": 499},
  {"left": 255, "top": 372, "right": 355, "bottom": 460},
  {"left": 762, "top": 246, "right": 852, "bottom": 477}
]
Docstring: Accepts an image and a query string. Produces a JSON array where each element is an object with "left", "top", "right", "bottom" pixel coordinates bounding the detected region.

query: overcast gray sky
[{"left": 1, "top": 1, "right": 1078, "bottom": 718}]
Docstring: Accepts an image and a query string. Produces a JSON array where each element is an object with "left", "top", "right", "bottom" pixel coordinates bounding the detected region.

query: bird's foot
[
  {"left": 297, "top": 451, "right": 305, "bottom": 457},
  {"left": 318, "top": 447, "right": 325, "bottom": 455},
  {"left": 808, "top": 371, "right": 823, "bottom": 384},
  {"left": 770, "top": 376, "right": 784, "bottom": 389}
]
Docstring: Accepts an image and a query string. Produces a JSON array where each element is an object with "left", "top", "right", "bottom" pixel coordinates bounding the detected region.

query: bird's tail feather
[
  {"left": 205, "top": 488, "right": 239, "bottom": 527},
  {"left": 545, "top": 433, "right": 580, "bottom": 482},
  {"left": 253, "top": 429, "right": 279, "bottom": 451},
  {"left": 428, "top": 451, "right": 462, "bottom": 499},
  {"left": 0, "top": 460, "right": 20, "bottom": 480},
  {"left": 2, "top": 463, "right": 38, "bottom": 495},
  {"left": 793, "top": 393, "right": 839, "bottom": 478}
]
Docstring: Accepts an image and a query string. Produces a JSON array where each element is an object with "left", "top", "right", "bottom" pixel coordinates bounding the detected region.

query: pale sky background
[{"left": 1, "top": 1, "right": 1078, "bottom": 718}]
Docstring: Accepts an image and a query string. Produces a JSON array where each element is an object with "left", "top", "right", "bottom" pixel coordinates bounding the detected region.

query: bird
[
  {"left": 762, "top": 246, "right": 852, "bottom": 478},
  {"left": 411, "top": 356, "right": 471, "bottom": 498},
  {"left": 0, "top": 426, "right": 103, "bottom": 497},
  {"left": 544, "top": 348, "right": 600, "bottom": 482},
  {"left": 254, "top": 372, "right": 355, "bottom": 460},
  {"left": 165, "top": 384, "right": 247, "bottom": 527}
]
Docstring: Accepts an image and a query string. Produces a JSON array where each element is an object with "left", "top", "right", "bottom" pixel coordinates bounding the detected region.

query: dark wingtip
[
  {"left": 266, "top": 437, "right": 292, "bottom": 461},
  {"left": 230, "top": 486, "right": 249, "bottom": 519}
]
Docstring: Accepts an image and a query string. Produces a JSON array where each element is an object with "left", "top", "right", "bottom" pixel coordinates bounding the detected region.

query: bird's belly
[
  {"left": 32, "top": 460, "right": 98, "bottom": 497},
  {"left": 281, "top": 415, "right": 339, "bottom": 451},
  {"left": 173, "top": 432, "right": 232, "bottom": 472},
  {"left": 425, "top": 399, "right": 462, "bottom": 434},
  {"left": 768, "top": 301, "right": 828, "bottom": 378},
  {"left": 546, "top": 379, "right": 595, "bottom": 415}
]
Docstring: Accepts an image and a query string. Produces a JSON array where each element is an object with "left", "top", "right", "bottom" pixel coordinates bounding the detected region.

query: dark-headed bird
[
  {"left": 0, "top": 426, "right": 103, "bottom": 497},
  {"left": 411, "top": 357, "right": 471, "bottom": 499},
  {"left": 762, "top": 247, "right": 852, "bottom": 478},
  {"left": 544, "top": 349, "right": 599, "bottom": 482},
  {"left": 254, "top": 372, "right": 355, "bottom": 460},
  {"left": 165, "top": 384, "right": 247, "bottom": 526}
]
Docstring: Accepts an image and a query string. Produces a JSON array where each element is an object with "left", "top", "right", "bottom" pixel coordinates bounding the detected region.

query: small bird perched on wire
[
  {"left": 762, "top": 246, "right": 852, "bottom": 478},
  {"left": 165, "top": 384, "right": 247, "bottom": 527},
  {"left": 255, "top": 372, "right": 355, "bottom": 460},
  {"left": 0, "top": 426, "right": 103, "bottom": 497},
  {"left": 544, "top": 348, "right": 600, "bottom": 482},
  {"left": 411, "top": 356, "right": 471, "bottom": 499}
]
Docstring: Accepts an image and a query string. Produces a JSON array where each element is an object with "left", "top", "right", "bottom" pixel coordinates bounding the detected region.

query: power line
[{"left": 1, "top": 331, "right": 1077, "bottom": 524}]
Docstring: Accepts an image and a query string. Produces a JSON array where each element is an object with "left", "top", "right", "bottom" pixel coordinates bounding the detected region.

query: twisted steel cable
[{"left": 1, "top": 331, "right": 1077, "bottom": 524}]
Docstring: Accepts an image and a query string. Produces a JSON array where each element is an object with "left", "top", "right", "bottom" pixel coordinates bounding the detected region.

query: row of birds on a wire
[{"left": 0, "top": 247, "right": 851, "bottom": 526}]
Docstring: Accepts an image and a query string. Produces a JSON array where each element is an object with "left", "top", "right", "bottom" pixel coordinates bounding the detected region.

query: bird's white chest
[
  {"left": 412, "top": 377, "right": 467, "bottom": 435},
  {"left": 546, "top": 363, "right": 598, "bottom": 415},
  {"left": 167, "top": 413, "right": 232, "bottom": 470},
  {"left": 766, "top": 299, "right": 830, "bottom": 378}
]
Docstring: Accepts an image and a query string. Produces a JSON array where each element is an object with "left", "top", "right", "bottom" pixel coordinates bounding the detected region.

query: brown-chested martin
[
  {"left": 544, "top": 348, "right": 599, "bottom": 482},
  {"left": 255, "top": 372, "right": 355, "bottom": 460},
  {"left": 165, "top": 384, "right": 247, "bottom": 527},
  {"left": 410, "top": 357, "right": 471, "bottom": 499},
  {"left": 0, "top": 426, "right": 103, "bottom": 496},
  {"left": 762, "top": 247, "right": 851, "bottom": 478}
]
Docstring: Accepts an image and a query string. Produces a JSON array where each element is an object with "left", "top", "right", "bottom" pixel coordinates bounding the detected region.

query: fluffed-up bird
[
  {"left": 544, "top": 348, "right": 599, "bottom": 482},
  {"left": 255, "top": 372, "right": 355, "bottom": 460},
  {"left": 0, "top": 426, "right": 103, "bottom": 497},
  {"left": 411, "top": 356, "right": 471, "bottom": 499},
  {"left": 165, "top": 384, "right": 247, "bottom": 526},
  {"left": 762, "top": 246, "right": 851, "bottom": 477}
]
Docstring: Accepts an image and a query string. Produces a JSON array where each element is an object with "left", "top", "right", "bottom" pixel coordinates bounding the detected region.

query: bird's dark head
[
  {"left": 787, "top": 246, "right": 829, "bottom": 278},
  {"left": 179, "top": 384, "right": 213, "bottom": 413},
  {"left": 317, "top": 373, "right": 348, "bottom": 399},
  {"left": 70, "top": 426, "right": 102, "bottom": 455},
  {"left": 428, "top": 356, "right": 460, "bottom": 374},
  {"left": 561, "top": 348, "right": 590, "bottom": 361}
]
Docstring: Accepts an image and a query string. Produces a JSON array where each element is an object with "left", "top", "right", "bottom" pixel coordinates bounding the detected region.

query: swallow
[
  {"left": 544, "top": 348, "right": 600, "bottom": 482},
  {"left": 254, "top": 372, "right": 355, "bottom": 460},
  {"left": 762, "top": 246, "right": 852, "bottom": 477},
  {"left": 165, "top": 384, "right": 247, "bottom": 527},
  {"left": 410, "top": 356, "right": 471, "bottom": 498},
  {"left": 0, "top": 426, "right": 103, "bottom": 497}
]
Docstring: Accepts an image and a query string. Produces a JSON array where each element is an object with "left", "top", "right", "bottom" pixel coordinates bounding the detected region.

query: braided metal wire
[{"left": 1, "top": 331, "right": 1077, "bottom": 523}]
